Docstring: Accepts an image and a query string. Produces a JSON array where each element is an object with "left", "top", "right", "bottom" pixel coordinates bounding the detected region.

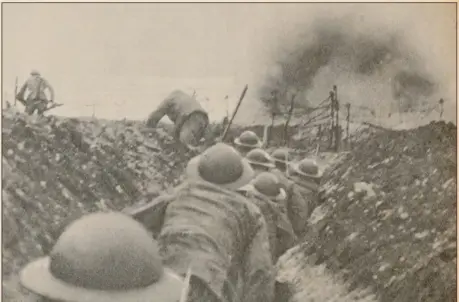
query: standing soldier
[
  {"left": 146, "top": 90, "right": 210, "bottom": 148},
  {"left": 16, "top": 70, "right": 55, "bottom": 116},
  {"left": 18, "top": 212, "right": 185, "bottom": 302},
  {"left": 234, "top": 130, "right": 263, "bottom": 156}
]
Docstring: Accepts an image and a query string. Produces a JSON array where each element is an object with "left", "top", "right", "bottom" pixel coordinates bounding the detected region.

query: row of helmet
[
  {"left": 17, "top": 131, "right": 320, "bottom": 301},
  {"left": 232, "top": 130, "right": 322, "bottom": 202},
  {"left": 234, "top": 130, "right": 321, "bottom": 176}
]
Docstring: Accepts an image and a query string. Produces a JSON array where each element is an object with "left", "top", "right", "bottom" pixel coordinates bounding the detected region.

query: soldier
[
  {"left": 19, "top": 212, "right": 185, "bottom": 302},
  {"left": 233, "top": 130, "right": 263, "bottom": 156},
  {"left": 286, "top": 158, "right": 323, "bottom": 236},
  {"left": 271, "top": 148, "right": 290, "bottom": 173},
  {"left": 16, "top": 70, "right": 55, "bottom": 116},
  {"left": 245, "top": 148, "right": 276, "bottom": 176},
  {"left": 269, "top": 148, "right": 296, "bottom": 203},
  {"left": 128, "top": 143, "right": 275, "bottom": 302},
  {"left": 238, "top": 172, "right": 297, "bottom": 261},
  {"left": 146, "top": 90, "right": 209, "bottom": 148}
]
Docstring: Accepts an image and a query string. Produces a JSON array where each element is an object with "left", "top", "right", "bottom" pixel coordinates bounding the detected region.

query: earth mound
[
  {"left": 2, "top": 110, "right": 199, "bottom": 286},
  {"left": 300, "top": 121, "right": 457, "bottom": 302},
  {"left": 2, "top": 108, "right": 456, "bottom": 302}
]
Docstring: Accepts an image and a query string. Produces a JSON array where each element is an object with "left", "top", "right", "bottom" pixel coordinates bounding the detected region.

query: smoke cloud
[{"left": 257, "top": 5, "right": 455, "bottom": 123}]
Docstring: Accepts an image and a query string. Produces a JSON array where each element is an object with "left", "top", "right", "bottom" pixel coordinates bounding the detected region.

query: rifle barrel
[{"left": 221, "top": 85, "right": 248, "bottom": 141}]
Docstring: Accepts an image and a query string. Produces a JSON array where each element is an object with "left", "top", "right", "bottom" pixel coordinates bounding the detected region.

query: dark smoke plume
[{"left": 258, "top": 14, "right": 439, "bottom": 118}]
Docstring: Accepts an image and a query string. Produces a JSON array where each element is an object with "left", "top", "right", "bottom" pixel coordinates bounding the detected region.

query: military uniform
[
  {"left": 147, "top": 90, "right": 209, "bottom": 147},
  {"left": 17, "top": 71, "right": 55, "bottom": 116}
]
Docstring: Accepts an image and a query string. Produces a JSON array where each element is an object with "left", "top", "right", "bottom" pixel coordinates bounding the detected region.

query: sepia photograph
[{"left": 1, "top": 2, "right": 457, "bottom": 302}]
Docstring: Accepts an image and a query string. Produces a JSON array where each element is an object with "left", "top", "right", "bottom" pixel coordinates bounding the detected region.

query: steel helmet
[
  {"left": 271, "top": 149, "right": 290, "bottom": 163},
  {"left": 19, "top": 212, "right": 184, "bottom": 302},
  {"left": 186, "top": 143, "right": 254, "bottom": 190},
  {"left": 234, "top": 130, "right": 263, "bottom": 148},
  {"left": 291, "top": 158, "right": 322, "bottom": 179},
  {"left": 252, "top": 172, "right": 286, "bottom": 201},
  {"left": 246, "top": 148, "right": 276, "bottom": 169}
]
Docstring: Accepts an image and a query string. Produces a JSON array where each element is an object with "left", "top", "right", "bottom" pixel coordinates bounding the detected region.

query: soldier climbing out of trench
[
  {"left": 18, "top": 212, "right": 186, "bottom": 302},
  {"left": 16, "top": 70, "right": 55, "bottom": 116},
  {"left": 146, "top": 89, "right": 210, "bottom": 150},
  {"left": 126, "top": 143, "right": 276, "bottom": 302}
]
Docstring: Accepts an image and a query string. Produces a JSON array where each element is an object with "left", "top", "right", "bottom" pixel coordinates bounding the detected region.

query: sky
[{"left": 2, "top": 3, "right": 456, "bottom": 124}]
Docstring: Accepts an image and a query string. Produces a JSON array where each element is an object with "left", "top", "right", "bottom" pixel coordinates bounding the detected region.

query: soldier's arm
[
  {"left": 287, "top": 186, "right": 310, "bottom": 236},
  {"left": 43, "top": 79, "right": 55, "bottom": 101},
  {"left": 123, "top": 194, "right": 173, "bottom": 237},
  {"left": 16, "top": 82, "right": 28, "bottom": 101},
  {"left": 146, "top": 98, "right": 171, "bottom": 128},
  {"left": 276, "top": 211, "right": 297, "bottom": 256},
  {"left": 243, "top": 211, "right": 276, "bottom": 302}
]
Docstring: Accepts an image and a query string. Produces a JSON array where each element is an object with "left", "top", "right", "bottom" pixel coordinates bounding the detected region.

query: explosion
[{"left": 258, "top": 12, "right": 444, "bottom": 119}]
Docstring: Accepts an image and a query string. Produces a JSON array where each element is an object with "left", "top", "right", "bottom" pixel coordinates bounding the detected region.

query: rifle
[
  {"left": 221, "top": 84, "right": 248, "bottom": 142},
  {"left": 14, "top": 77, "right": 18, "bottom": 107},
  {"left": 42, "top": 101, "right": 64, "bottom": 113}
]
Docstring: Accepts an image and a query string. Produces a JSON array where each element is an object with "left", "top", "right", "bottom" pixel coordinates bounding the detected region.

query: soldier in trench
[
  {"left": 233, "top": 130, "right": 263, "bottom": 156},
  {"left": 146, "top": 89, "right": 210, "bottom": 149},
  {"left": 126, "top": 143, "right": 276, "bottom": 302},
  {"left": 245, "top": 148, "right": 276, "bottom": 176},
  {"left": 18, "top": 212, "right": 186, "bottom": 302},
  {"left": 16, "top": 70, "right": 55, "bottom": 116},
  {"left": 269, "top": 148, "right": 325, "bottom": 237},
  {"left": 286, "top": 158, "right": 323, "bottom": 236},
  {"left": 237, "top": 171, "right": 297, "bottom": 261}
]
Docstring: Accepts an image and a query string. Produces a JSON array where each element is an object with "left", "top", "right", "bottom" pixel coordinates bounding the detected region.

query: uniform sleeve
[
  {"left": 287, "top": 186, "right": 311, "bottom": 236},
  {"left": 242, "top": 211, "right": 276, "bottom": 302},
  {"left": 146, "top": 98, "right": 171, "bottom": 128},
  {"left": 16, "top": 82, "right": 28, "bottom": 101},
  {"left": 276, "top": 211, "right": 297, "bottom": 256},
  {"left": 43, "top": 78, "right": 55, "bottom": 100},
  {"left": 125, "top": 195, "right": 173, "bottom": 237}
]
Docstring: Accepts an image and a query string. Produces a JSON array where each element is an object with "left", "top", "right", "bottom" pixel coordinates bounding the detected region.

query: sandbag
[{"left": 158, "top": 180, "right": 275, "bottom": 302}]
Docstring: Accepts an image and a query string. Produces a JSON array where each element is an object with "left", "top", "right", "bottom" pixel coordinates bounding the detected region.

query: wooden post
[
  {"left": 14, "top": 77, "right": 18, "bottom": 107},
  {"left": 284, "top": 93, "right": 296, "bottom": 146},
  {"left": 346, "top": 103, "right": 351, "bottom": 148},
  {"left": 439, "top": 98, "right": 444, "bottom": 119},
  {"left": 329, "top": 90, "right": 335, "bottom": 149},
  {"left": 333, "top": 85, "right": 340, "bottom": 152},
  {"left": 86, "top": 103, "right": 96, "bottom": 118},
  {"left": 267, "top": 111, "right": 275, "bottom": 148}
]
